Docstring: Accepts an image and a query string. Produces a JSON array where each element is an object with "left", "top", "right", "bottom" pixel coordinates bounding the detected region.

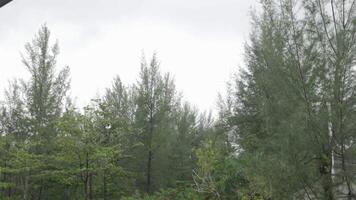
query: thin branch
[
  {"left": 317, "top": 0, "right": 338, "bottom": 55},
  {"left": 331, "top": 0, "right": 339, "bottom": 43}
]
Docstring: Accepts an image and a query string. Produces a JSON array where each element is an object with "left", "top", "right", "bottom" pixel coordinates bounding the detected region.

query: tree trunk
[
  {"left": 320, "top": 150, "right": 334, "bottom": 200},
  {"left": 103, "top": 172, "right": 108, "bottom": 200},
  {"left": 146, "top": 150, "right": 152, "bottom": 193},
  {"left": 89, "top": 174, "right": 93, "bottom": 200},
  {"left": 84, "top": 181, "right": 89, "bottom": 200},
  {"left": 146, "top": 111, "right": 154, "bottom": 194},
  {"left": 23, "top": 176, "right": 29, "bottom": 200},
  {"left": 84, "top": 151, "right": 90, "bottom": 200}
]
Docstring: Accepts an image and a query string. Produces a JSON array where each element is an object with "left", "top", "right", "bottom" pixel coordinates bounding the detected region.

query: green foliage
[
  {"left": 217, "top": 0, "right": 356, "bottom": 199},
  {"left": 122, "top": 187, "right": 201, "bottom": 200},
  {"left": 0, "top": 25, "right": 214, "bottom": 199},
  {"left": 0, "top": 1, "right": 355, "bottom": 199}
]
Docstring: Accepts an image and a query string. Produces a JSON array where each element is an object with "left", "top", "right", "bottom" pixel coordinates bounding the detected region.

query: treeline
[
  {"left": 0, "top": 25, "right": 216, "bottom": 199},
  {"left": 0, "top": 0, "right": 356, "bottom": 200}
]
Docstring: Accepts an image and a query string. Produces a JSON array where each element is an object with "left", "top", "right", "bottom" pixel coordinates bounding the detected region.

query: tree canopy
[{"left": 0, "top": 0, "right": 356, "bottom": 199}]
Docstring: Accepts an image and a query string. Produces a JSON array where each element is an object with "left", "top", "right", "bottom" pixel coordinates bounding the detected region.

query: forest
[{"left": 0, "top": 0, "right": 355, "bottom": 199}]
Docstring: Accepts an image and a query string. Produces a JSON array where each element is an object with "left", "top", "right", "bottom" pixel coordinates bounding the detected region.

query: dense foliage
[{"left": 0, "top": 0, "right": 355, "bottom": 199}]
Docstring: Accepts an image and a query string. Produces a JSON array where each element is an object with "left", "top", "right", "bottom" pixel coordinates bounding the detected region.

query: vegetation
[{"left": 0, "top": 0, "right": 355, "bottom": 199}]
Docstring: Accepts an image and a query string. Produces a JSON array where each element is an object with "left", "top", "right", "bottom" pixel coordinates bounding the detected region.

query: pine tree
[
  {"left": 133, "top": 53, "right": 178, "bottom": 193},
  {"left": 219, "top": 0, "right": 356, "bottom": 199}
]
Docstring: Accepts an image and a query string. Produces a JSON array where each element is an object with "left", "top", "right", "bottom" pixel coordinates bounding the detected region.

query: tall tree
[
  {"left": 219, "top": 0, "right": 356, "bottom": 199},
  {"left": 134, "top": 53, "right": 178, "bottom": 193},
  {"left": 0, "top": 24, "right": 71, "bottom": 200},
  {"left": 21, "top": 24, "right": 70, "bottom": 141}
]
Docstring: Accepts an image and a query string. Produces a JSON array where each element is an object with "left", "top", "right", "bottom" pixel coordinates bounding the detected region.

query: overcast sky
[{"left": 0, "top": 0, "right": 258, "bottom": 114}]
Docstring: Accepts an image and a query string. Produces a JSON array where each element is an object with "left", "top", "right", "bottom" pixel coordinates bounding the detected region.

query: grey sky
[{"left": 0, "top": 0, "right": 258, "bottom": 113}]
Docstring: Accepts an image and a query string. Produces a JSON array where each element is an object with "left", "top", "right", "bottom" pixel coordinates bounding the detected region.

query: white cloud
[{"left": 0, "top": 0, "right": 258, "bottom": 114}]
